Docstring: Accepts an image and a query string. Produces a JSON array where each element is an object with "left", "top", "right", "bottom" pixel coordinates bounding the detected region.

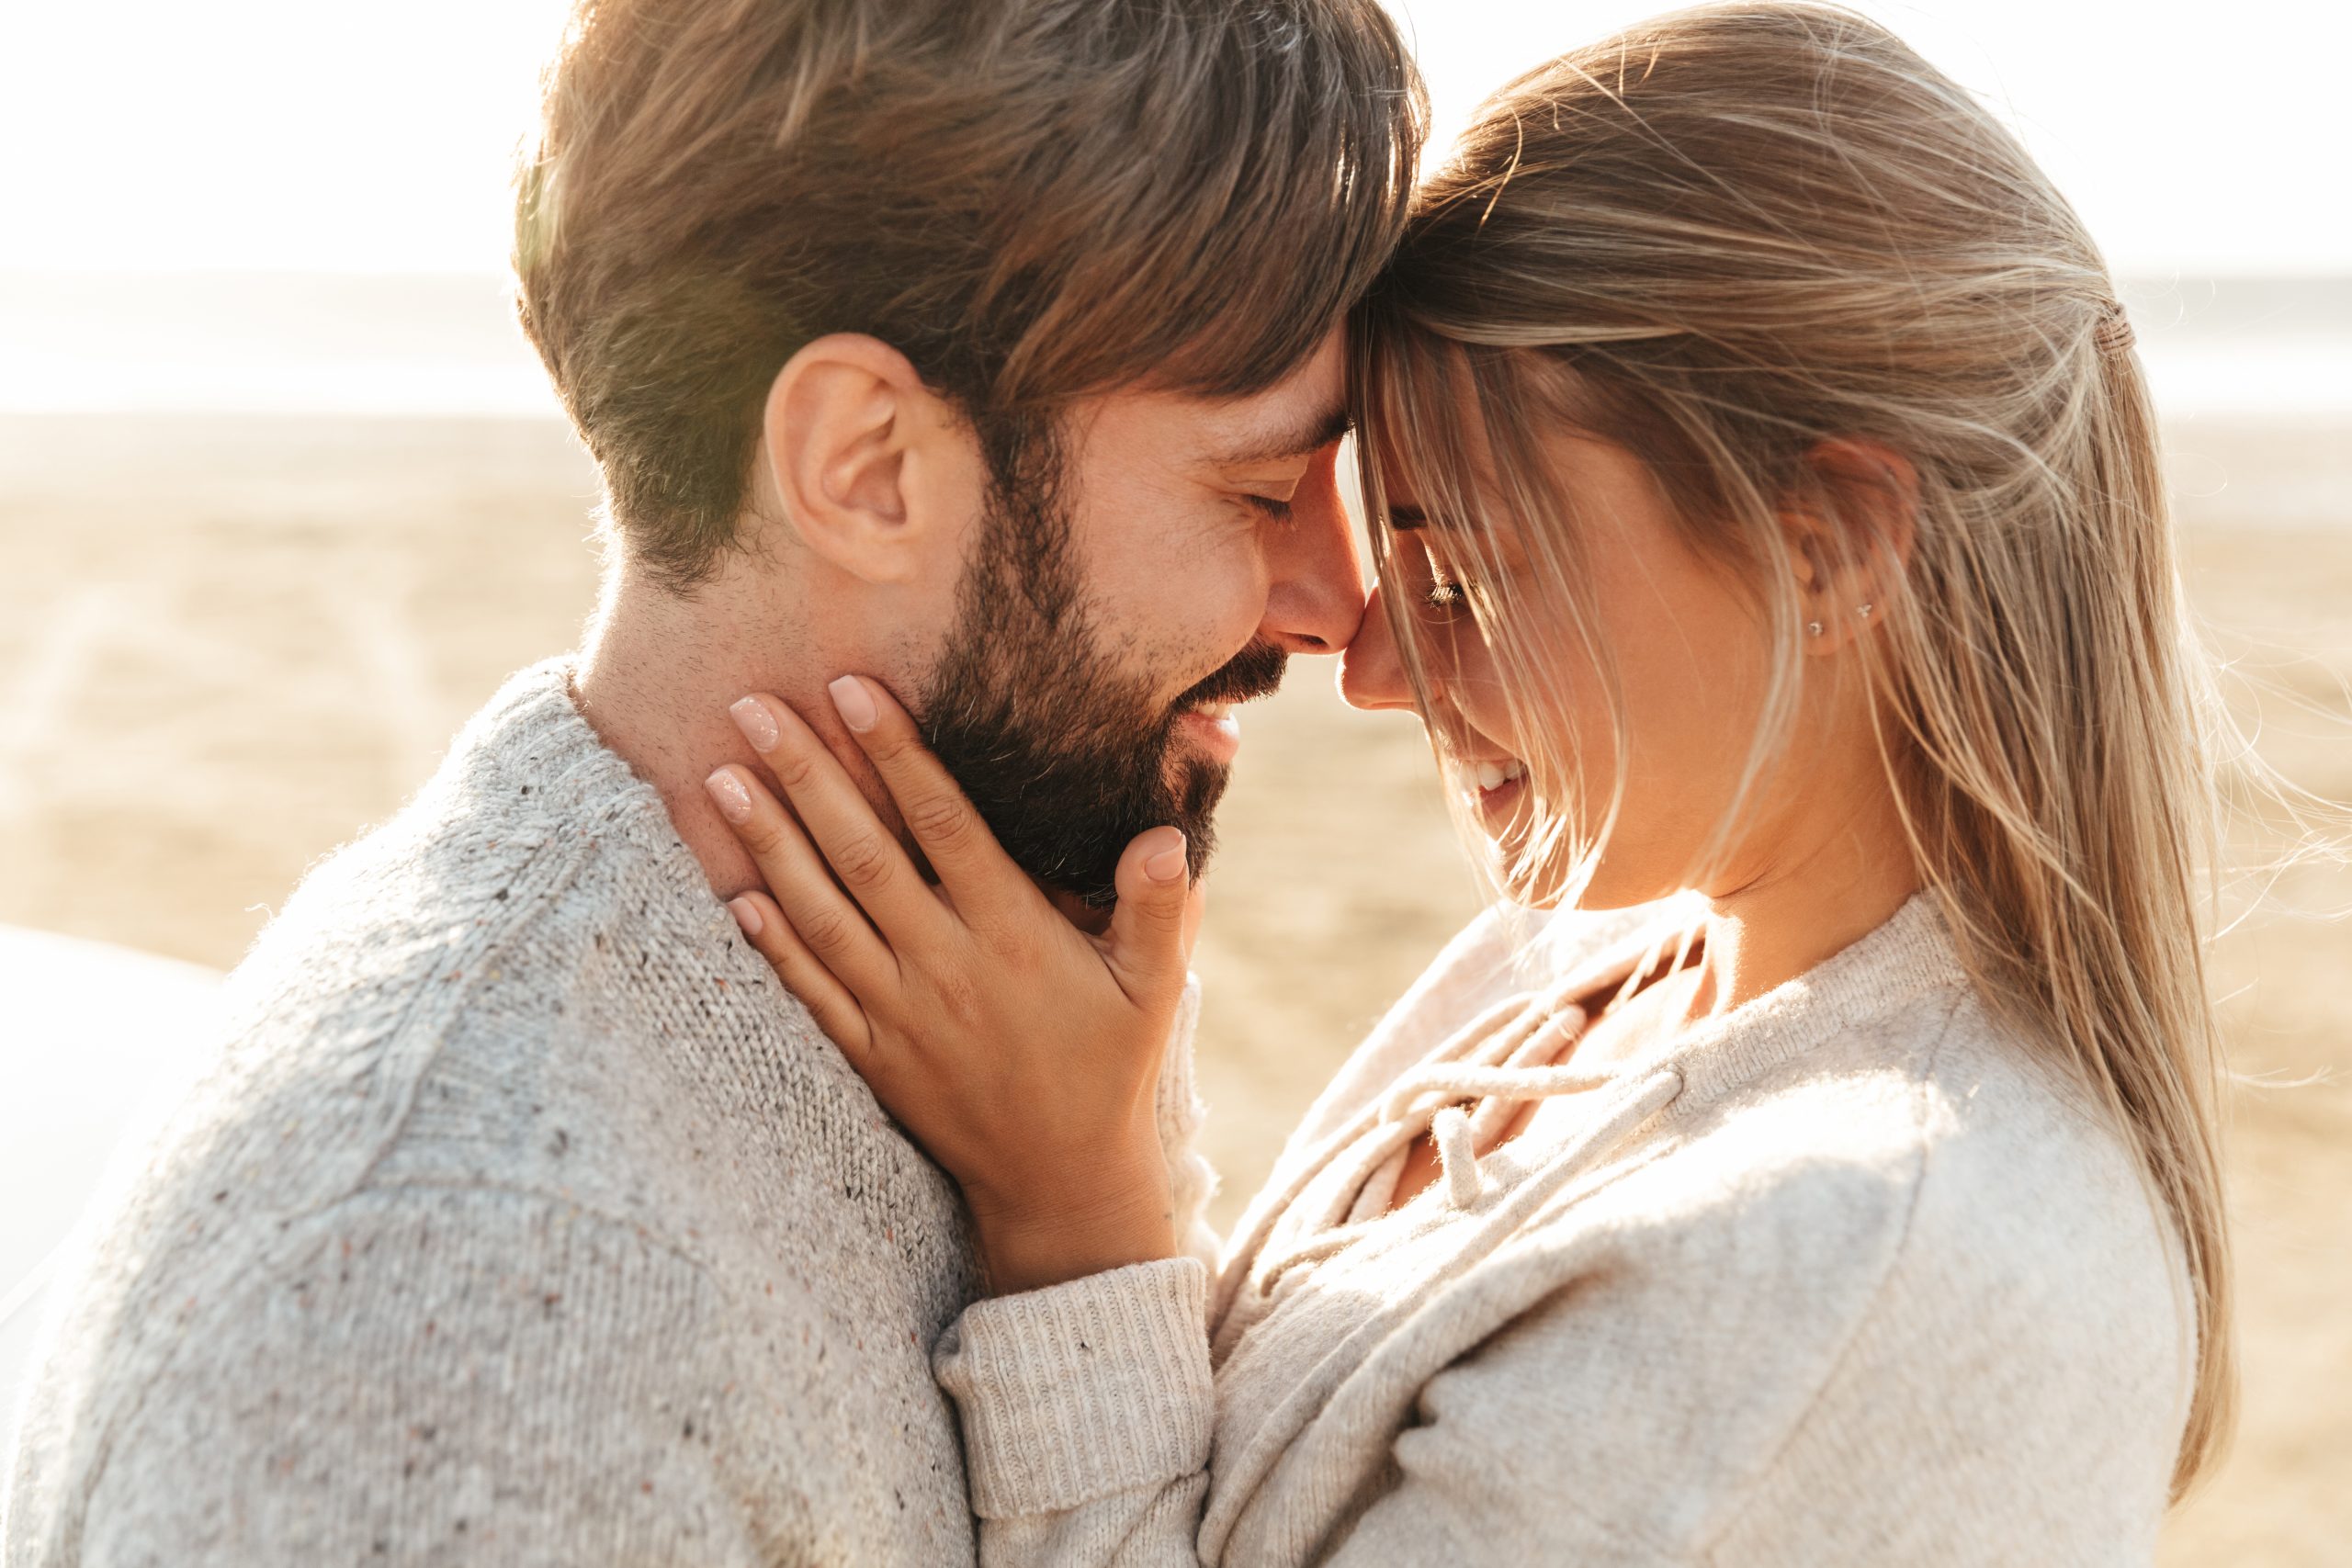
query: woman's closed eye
[
  {"left": 1419, "top": 546, "right": 1480, "bottom": 613},
  {"left": 1424, "top": 573, "right": 1471, "bottom": 613}
]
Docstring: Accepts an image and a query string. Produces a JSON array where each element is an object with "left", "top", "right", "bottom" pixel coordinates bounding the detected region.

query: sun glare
[{"left": 0, "top": 0, "right": 2344, "bottom": 277}]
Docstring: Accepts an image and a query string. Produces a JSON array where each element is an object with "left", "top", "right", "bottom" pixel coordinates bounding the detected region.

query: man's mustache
[{"left": 1172, "top": 639, "right": 1288, "bottom": 713}]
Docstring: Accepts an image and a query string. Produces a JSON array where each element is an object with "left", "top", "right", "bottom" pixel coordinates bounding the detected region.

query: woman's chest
[
  {"left": 1206, "top": 1129, "right": 1649, "bottom": 1475},
  {"left": 1207, "top": 1066, "right": 1686, "bottom": 1476}
]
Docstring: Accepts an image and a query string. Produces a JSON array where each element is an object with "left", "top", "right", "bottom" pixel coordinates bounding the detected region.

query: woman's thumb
[{"left": 1104, "top": 826, "right": 1193, "bottom": 1006}]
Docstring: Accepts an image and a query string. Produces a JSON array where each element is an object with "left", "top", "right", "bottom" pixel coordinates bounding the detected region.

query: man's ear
[
  {"left": 758, "top": 333, "right": 963, "bottom": 586},
  {"left": 1785, "top": 437, "right": 1918, "bottom": 654}
]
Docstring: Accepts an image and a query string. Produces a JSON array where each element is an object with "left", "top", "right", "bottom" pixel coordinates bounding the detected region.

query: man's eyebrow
[{"left": 1210, "top": 406, "right": 1350, "bottom": 468}]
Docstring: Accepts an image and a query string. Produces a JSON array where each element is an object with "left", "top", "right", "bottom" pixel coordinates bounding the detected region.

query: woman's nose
[{"left": 1339, "top": 583, "right": 1419, "bottom": 713}]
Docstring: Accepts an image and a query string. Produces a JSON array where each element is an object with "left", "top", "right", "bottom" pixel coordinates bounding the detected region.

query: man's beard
[{"left": 918, "top": 438, "right": 1286, "bottom": 908}]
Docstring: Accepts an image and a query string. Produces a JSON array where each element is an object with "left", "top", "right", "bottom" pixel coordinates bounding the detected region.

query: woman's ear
[
  {"left": 757, "top": 333, "right": 957, "bottom": 585},
  {"left": 1786, "top": 437, "right": 1918, "bottom": 654}
]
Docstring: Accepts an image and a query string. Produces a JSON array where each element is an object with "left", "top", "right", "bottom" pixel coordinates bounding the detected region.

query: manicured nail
[
  {"left": 728, "top": 896, "right": 763, "bottom": 937},
  {"left": 1145, "top": 834, "right": 1189, "bottom": 884},
  {"left": 829, "top": 675, "right": 877, "bottom": 734},
  {"left": 729, "top": 695, "right": 779, "bottom": 753},
  {"left": 704, "top": 769, "right": 752, "bottom": 824}
]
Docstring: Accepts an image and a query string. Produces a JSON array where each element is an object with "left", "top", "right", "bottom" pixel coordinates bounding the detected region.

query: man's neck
[{"left": 570, "top": 564, "right": 862, "bottom": 902}]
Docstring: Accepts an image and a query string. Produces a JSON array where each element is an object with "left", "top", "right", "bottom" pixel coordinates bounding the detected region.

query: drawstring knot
[
  {"left": 1212, "top": 909, "right": 1709, "bottom": 1335},
  {"left": 1383, "top": 1055, "right": 1618, "bottom": 1210},
  {"left": 1250, "top": 1059, "right": 1686, "bottom": 1299}
]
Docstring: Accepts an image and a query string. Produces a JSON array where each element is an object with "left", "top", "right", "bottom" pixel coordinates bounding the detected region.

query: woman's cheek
[
  {"left": 1454, "top": 655, "right": 1519, "bottom": 751},
  {"left": 1498, "top": 662, "right": 1622, "bottom": 898}
]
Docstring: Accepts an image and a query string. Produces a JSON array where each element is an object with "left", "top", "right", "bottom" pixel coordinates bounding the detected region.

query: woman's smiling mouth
[{"left": 1456, "top": 754, "right": 1526, "bottom": 818}]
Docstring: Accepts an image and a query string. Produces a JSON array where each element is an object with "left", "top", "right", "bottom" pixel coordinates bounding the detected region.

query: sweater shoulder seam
[{"left": 268, "top": 830, "right": 605, "bottom": 1225}]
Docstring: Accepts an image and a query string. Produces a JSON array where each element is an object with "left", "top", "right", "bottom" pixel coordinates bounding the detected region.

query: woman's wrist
[{"left": 969, "top": 1168, "right": 1179, "bottom": 1296}]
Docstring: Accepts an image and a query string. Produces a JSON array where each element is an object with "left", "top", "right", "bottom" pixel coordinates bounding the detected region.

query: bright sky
[{"left": 0, "top": 0, "right": 2342, "bottom": 276}]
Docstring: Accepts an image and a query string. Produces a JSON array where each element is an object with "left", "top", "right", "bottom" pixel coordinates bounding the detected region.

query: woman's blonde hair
[{"left": 1353, "top": 1, "right": 2234, "bottom": 1491}]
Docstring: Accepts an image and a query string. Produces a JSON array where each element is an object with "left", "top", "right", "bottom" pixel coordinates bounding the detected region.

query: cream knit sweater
[
  {"left": 934, "top": 894, "right": 2193, "bottom": 1565},
  {"left": 1, "top": 660, "right": 1216, "bottom": 1566}
]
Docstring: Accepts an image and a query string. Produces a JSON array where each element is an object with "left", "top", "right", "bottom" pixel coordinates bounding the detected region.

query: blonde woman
[{"left": 709, "top": 4, "right": 2229, "bottom": 1560}]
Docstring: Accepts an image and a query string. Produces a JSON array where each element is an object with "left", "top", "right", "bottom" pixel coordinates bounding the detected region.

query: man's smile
[{"left": 1175, "top": 698, "right": 1245, "bottom": 763}]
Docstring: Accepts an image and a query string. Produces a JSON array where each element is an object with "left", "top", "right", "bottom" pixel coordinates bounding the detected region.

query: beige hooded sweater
[{"left": 933, "top": 894, "right": 2194, "bottom": 1566}]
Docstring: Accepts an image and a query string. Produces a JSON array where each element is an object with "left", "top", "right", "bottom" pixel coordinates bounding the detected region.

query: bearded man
[{"left": 0, "top": 2, "right": 1421, "bottom": 1563}]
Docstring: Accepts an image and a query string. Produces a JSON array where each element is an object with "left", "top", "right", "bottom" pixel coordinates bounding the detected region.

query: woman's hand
[{"left": 706, "top": 675, "right": 1204, "bottom": 1296}]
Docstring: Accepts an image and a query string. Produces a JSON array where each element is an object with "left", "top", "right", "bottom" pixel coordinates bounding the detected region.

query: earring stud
[
  {"left": 1856, "top": 603, "right": 1873, "bottom": 618},
  {"left": 1806, "top": 620, "right": 1824, "bottom": 637}
]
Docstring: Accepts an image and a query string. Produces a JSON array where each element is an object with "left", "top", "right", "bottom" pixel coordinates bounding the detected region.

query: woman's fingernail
[
  {"left": 829, "top": 675, "right": 877, "bottom": 734},
  {"left": 705, "top": 769, "right": 753, "bottom": 824},
  {"left": 729, "top": 695, "right": 779, "bottom": 753},
  {"left": 728, "top": 896, "right": 763, "bottom": 937},
  {"left": 1146, "top": 837, "right": 1189, "bottom": 884}
]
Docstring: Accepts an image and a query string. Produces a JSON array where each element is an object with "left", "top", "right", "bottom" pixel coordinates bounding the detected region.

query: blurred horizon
[
  {"left": 5, "top": 267, "right": 2348, "bottom": 423},
  {"left": 9, "top": 0, "right": 2346, "bottom": 423}
]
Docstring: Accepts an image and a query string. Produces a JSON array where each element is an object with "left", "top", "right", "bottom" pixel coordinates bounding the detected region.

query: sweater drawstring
[
  {"left": 1254, "top": 1061, "right": 1683, "bottom": 1297},
  {"left": 1382, "top": 1055, "right": 1619, "bottom": 1211},
  {"left": 1221, "top": 911, "right": 1710, "bottom": 1331},
  {"left": 1430, "top": 1106, "right": 1482, "bottom": 1207},
  {"left": 1370, "top": 1003, "right": 1601, "bottom": 1213}
]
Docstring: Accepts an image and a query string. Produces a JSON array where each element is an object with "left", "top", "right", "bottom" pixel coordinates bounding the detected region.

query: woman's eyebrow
[{"left": 1385, "top": 504, "right": 1429, "bottom": 530}]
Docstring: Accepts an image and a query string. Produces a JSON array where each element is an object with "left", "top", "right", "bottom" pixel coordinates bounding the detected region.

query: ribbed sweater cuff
[{"left": 933, "top": 1258, "right": 1214, "bottom": 1517}]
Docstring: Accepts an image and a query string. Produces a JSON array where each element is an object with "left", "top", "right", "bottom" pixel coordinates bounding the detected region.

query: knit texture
[
  {"left": 937, "top": 1260, "right": 1214, "bottom": 1518},
  {"left": 1, "top": 659, "right": 1208, "bottom": 1567},
  {"left": 933, "top": 893, "right": 2195, "bottom": 1566}
]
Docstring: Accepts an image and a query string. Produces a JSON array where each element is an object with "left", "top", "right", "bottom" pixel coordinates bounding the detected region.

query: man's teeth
[
  {"left": 1195, "top": 702, "right": 1233, "bottom": 720},
  {"left": 1472, "top": 759, "right": 1526, "bottom": 791}
]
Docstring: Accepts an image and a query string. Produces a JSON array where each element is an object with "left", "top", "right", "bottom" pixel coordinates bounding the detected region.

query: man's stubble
[{"left": 918, "top": 427, "right": 1285, "bottom": 907}]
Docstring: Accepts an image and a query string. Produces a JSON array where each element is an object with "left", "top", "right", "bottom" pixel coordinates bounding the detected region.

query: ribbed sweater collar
[{"left": 1626, "top": 889, "right": 1973, "bottom": 1123}]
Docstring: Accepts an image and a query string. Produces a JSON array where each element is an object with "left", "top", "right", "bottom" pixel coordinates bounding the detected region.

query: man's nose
[
  {"left": 1255, "top": 446, "right": 1366, "bottom": 656},
  {"left": 1338, "top": 582, "right": 1419, "bottom": 713}
]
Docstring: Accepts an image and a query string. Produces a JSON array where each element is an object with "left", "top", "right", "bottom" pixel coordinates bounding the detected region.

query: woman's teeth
[{"left": 1472, "top": 759, "right": 1526, "bottom": 791}]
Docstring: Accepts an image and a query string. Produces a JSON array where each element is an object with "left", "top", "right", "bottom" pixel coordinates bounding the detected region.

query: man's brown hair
[{"left": 515, "top": 0, "right": 1425, "bottom": 589}]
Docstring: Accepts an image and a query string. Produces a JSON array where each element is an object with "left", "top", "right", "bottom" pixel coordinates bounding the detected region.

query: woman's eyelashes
[
  {"left": 1380, "top": 527, "right": 1479, "bottom": 617},
  {"left": 1422, "top": 556, "right": 1474, "bottom": 614}
]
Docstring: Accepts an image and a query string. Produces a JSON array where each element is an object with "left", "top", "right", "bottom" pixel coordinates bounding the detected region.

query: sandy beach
[{"left": 2, "top": 409, "right": 2345, "bottom": 1562}]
